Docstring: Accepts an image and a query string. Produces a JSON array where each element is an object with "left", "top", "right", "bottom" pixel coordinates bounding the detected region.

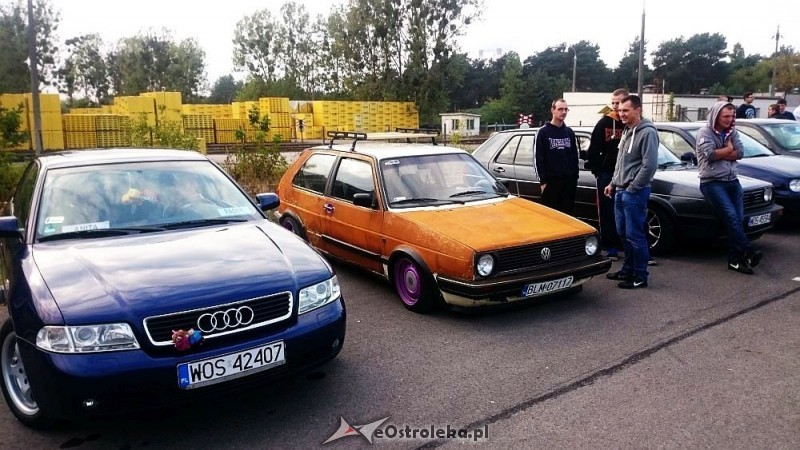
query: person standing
[
  {"left": 767, "top": 104, "right": 780, "bottom": 118},
  {"left": 774, "top": 98, "right": 796, "bottom": 120},
  {"left": 587, "top": 88, "right": 627, "bottom": 260},
  {"left": 603, "top": 95, "right": 658, "bottom": 289},
  {"left": 695, "top": 101, "right": 763, "bottom": 274},
  {"left": 736, "top": 92, "right": 756, "bottom": 119},
  {"left": 535, "top": 98, "right": 579, "bottom": 215}
]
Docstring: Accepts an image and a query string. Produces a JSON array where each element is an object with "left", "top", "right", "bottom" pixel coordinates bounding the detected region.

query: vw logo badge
[
  {"left": 541, "top": 247, "right": 551, "bottom": 261},
  {"left": 197, "top": 306, "right": 255, "bottom": 333}
]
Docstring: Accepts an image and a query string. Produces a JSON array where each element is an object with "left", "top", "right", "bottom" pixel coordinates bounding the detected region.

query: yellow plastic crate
[
  {"left": 64, "top": 131, "right": 98, "bottom": 149},
  {"left": 62, "top": 115, "right": 97, "bottom": 132}
]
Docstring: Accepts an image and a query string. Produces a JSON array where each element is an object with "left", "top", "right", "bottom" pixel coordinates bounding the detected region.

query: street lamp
[{"left": 570, "top": 47, "right": 577, "bottom": 92}]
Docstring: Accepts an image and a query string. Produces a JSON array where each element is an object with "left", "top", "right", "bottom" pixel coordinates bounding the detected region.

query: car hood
[
  {"left": 32, "top": 222, "right": 330, "bottom": 323},
  {"left": 740, "top": 155, "right": 800, "bottom": 178},
  {"left": 653, "top": 167, "right": 771, "bottom": 194},
  {"left": 396, "top": 197, "right": 596, "bottom": 252}
]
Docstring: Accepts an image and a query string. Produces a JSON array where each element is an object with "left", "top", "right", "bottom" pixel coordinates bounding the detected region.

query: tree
[
  {"left": 613, "top": 38, "right": 653, "bottom": 91},
  {"left": 107, "top": 30, "right": 207, "bottom": 100},
  {"left": 60, "top": 34, "right": 110, "bottom": 105},
  {"left": 652, "top": 33, "right": 729, "bottom": 94},
  {"left": 232, "top": 9, "right": 280, "bottom": 83},
  {"left": 0, "top": 0, "right": 61, "bottom": 91},
  {"left": 208, "top": 75, "right": 243, "bottom": 104},
  {"left": 522, "top": 41, "right": 612, "bottom": 92}
]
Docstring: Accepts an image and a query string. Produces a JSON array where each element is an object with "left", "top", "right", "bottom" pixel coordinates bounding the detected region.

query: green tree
[
  {"left": 613, "top": 37, "right": 653, "bottom": 91},
  {"left": 60, "top": 34, "right": 110, "bottom": 105},
  {"left": 523, "top": 41, "right": 611, "bottom": 92},
  {"left": 0, "top": 0, "right": 61, "bottom": 91},
  {"left": 233, "top": 9, "right": 280, "bottom": 83},
  {"left": 653, "top": 33, "right": 729, "bottom": 94},
  {"left": 208, "top": 75, "right": 243, "bottom": 104}
]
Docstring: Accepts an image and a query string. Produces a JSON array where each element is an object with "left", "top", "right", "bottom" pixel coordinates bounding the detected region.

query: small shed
[{"left": 440, "top": 112, "right": 481, "bottom": 137}]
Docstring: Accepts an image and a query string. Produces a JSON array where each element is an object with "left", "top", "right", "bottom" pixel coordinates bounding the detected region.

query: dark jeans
[
  {"left": 541, "top": 176, "right": 578, "bottom": 215},
  {"left": 615, "top": 187, "right": 651, "bottom": 280},
  {"left": 699, "top": 179, "right": 752, "bottom": 263},
  {"left": 596, "top": 171, "right": 620, "bottom": 251}
]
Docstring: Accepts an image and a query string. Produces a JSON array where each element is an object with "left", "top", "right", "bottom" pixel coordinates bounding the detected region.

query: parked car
[
  {"left": 471, "top": 127, "right": 783, "bottom": 254},
  {"left": 0, "top": 149, "right": 345, "bottom": 428},
  {"left": 734, "top": 118, "right": 800, "bottom": 157},
  {"left": 655, "top": 121, "right": 800, "bottom": 218},
  {"left": 275, "top": 131, "right": 612, "bottom": 313}
]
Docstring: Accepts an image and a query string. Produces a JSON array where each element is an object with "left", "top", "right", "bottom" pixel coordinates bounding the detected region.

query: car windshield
[
  {"left": 657, "top": 143, "right": 682, "bottom": 166},
  {"left": 759, "top": 122, "right": 800, "bottom": 151},
  {"left": 36, "top": 160, "right": 263, "bottom": 241},
  {"left": 684, "top": 128, "right": 775, "bottom": 158},
  {"left": 380, "top": 153, "right": 508, "bottom": 208}
]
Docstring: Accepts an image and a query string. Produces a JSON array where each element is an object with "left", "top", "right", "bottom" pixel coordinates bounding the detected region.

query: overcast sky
[{"left": 55, "top": 0, "right": 798, "bottom": 84}]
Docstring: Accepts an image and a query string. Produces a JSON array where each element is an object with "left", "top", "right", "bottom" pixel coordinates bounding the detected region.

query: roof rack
[{"left": 326, "top": 128, "right": 439, "bottom": 151}]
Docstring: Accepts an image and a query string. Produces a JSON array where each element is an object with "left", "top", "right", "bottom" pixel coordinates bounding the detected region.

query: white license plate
[
  {"left": 521, "top": 276, "right": 574, "bottom": 297},
  {"left": 747, "top": 213, "right": 771, "bottom": 227},
  {"left": 177, "top": 341, "right": 286, "bottom": 389}
]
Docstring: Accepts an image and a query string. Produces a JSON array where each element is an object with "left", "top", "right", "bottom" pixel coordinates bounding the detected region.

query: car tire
[
  {"left": 0, "top": 318, "right": 55, "bottom": 429},
  {"left": 391, "top": 256, "right": 437, "bottom": 313},
  {"left": 280, "top": 216, "right": 306, "bottom": 240},
  {"left": 647, "top": 205, "right": 676, "bottom": 254}
]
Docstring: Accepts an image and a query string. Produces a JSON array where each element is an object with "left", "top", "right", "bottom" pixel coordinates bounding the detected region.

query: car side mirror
[
  {"left": 352, "top": 193, "right": 375, "bottom": 208},
  {"left": 256, "top": 193, "right": 280, "bottom": 211},
  {"left": 680, "top": 152, "right": 698, "bottom": 165},
  {"left": 0, "top": 216, "right": 22, "bottom": 239}
]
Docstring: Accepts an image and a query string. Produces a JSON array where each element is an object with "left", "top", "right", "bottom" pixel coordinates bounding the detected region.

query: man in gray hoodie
[
  {"left": 695, "top": 101, "right": 763, "bottom": 274},
  {"left": 603, "top": 95, "right": 658, "bottom": 289}
]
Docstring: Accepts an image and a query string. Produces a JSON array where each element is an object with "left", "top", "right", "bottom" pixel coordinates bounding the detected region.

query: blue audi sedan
[{"left": 0, "top": 149, "right": 346, "bottom": 428}]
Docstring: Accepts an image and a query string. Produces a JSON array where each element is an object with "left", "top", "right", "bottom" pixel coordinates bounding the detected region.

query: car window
[
  {"left": 331, "top": 158, "right": 376, "bottom": 206},
  {"left": 293, "top": 153, "right": 336, "bottom": 194},
  {"left": 681, "top": 128, "right": 775, "bottom": 158},
  {"left": 11, "top": 161, "right": 40, "bottom": 233},
  {"left": 761, "top": 122, "right": 800, "bottom": 151},
  {"left": 513, "top": 135, "right": 534, "bottom": 166},
  {"left": 737, "top": 127, "right": 769, "bottom": 147},
  {"left": 35, "top": 161, "right": 263, "bottom": 240},
  {"left": 472, "top": 132, "right": 509, "bottom": 164},
  {"left": 658, "top": 130, "right": 694, "bottom": 156},
  {"left": 495, "top": 136, "right": 521, "bottom": 164}
]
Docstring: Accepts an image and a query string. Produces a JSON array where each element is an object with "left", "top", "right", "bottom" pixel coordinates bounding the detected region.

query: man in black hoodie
[
  {"left": 535, "top": 98, "right": 579, "bottom": 214},
  {"left": 587, "top": 88, "right": 628, "bottom": 259}
]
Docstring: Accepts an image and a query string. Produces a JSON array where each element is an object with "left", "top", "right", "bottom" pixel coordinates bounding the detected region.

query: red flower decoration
[{"left": 172, "top": 329, "right": 191, "bottom": 351}]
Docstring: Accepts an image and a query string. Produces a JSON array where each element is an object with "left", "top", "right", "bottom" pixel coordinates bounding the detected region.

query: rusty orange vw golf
[{"left": 276, "top": 132, "right": 611, "bottom": 312}]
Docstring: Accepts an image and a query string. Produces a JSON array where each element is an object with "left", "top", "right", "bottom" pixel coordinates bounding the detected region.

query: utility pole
[
  {"left": 27, "top": 0, "right": 43, "bottom": 156},
  {"left": 770, "top": 24, "right": 781, "bottom": 96},
  {"left": 571, "top": 47, "right": 577, "bottom": 92},
  {"left": 637, "top": 7, "right": 645, "bottom": 98}
]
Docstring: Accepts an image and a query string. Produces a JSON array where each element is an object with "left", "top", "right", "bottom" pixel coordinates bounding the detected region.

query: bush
[
  {"left": 0, "top": 154, "right": 28, "bottom": 203},
  {"left": 222, "top": 136, "right": 288, "bottom": 196}
]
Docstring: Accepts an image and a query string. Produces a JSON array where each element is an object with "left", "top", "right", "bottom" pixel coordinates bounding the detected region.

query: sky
[{"left": 54, "top": 0, "right": 799, "bottom": 86}]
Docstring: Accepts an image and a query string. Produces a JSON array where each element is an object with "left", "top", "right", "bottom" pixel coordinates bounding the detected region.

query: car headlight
[
  {"left": 763, "top": 187, "right": 773, "bottom": 202},
  {"left": 36, "top": 324, "right": 139, "bottom": 353},
  {"left": 476, "top": 254, "right": 495, "bottom": 277},
  {"left": 790, "top": 179, "right": 800, "bottom": 193},
  {"left": 585, "top": 235, "right": 599, "bottom": 256},
  {"left": 298, "top": 276, "right": 341, "bottom": 314}
]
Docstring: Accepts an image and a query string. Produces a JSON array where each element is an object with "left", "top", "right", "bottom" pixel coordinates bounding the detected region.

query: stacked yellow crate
[
  {"left": 141, "top": 92, "right": 182, "bottom": 124},
  {"left": 213, "top": 118, "right": 245, "bottom": 144},
  {"left": 25, "top": 93, "right": 64, "bottom": 150},
  {"left": 183, "top": 115, "right": 215, "bottom": 143},
  {"left": 182, "top": 104, "right": 233, "bottom": 118},
  {"left": 63, "top": 114, "right": 98, "bottom": 149},
  {"left": 113, "top": 96, "right": 156, "bottom": 127},
  {"left": 95, "top": 115, "right": 131, "bottom": 148},
  {"left": 69, "top": 107, "right": 105, "bottom": 115},
  {"left": 0, "top": 94, "right": 31, "bottom": 150}
]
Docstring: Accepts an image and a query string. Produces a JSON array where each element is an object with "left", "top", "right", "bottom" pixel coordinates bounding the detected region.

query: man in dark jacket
[
  {"left": 587, "top": 88, "right": 628, "bottom": 259},
  {"left": 736, "top": 92, "right": 756, "bottom": 119},
  {"left": 535, "top": 98, "right": 579, "bottom": 214},
  {"left": 774, "top": 98, "right": 796, "bottom": 120}
]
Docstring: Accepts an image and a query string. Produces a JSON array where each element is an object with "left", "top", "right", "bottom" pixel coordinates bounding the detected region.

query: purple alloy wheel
[{"left": 394, "top": 258, "right": 421, "bottom": 306}]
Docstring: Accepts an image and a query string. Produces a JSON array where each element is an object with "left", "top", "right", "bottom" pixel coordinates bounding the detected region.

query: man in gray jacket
[
  {"left": 603, "top": 95, "right": 658, "bottom": 289},
  {"left": 695, "top": 101, "right": 762, "bottom": 274}
]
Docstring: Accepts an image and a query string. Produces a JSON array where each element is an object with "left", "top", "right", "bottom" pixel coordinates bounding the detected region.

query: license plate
[
  {"left": 521, "top": 276, "right": 574, "bottom": 297},
  {"left": 747, "top": 213, "right": 771, "bottom": 227},
  {"left": 177, "top": 341, "right": 286, "bottom": 389}
]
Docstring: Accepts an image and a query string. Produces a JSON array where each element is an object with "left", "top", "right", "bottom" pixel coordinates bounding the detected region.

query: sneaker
[
  {"left": 647, "top": 258, "right": 658, "bottom": 266},
  {"left": 728, "top": 260, "right": 754, "bottom": 275},
  {"left": 746, "top": 250, "right": 763, "bottom": 268},
  {"left": 618, "top": 278, "right": 648, "bottom": 289},
  {"left": 606, "top": 270, "right": 632, "bottom": 281},
  {"left": 606, "top": 249, "right": 619, "bottom": 261}
]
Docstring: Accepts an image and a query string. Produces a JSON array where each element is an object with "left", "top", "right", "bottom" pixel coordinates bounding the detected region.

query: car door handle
[
  {"left": 323, "top": 203, "right": 335, "bottom": 214},
  {"left": 493, "top": 167, "right": 505, "bottom": 173}
]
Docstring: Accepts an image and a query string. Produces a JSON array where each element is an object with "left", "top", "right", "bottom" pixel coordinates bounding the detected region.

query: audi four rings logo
[
  {"left": 197, "top": 306, "right": 255, "bottom": 333},
  {"left": 541, "top": 248, "right": 551, "bottom": 261}
]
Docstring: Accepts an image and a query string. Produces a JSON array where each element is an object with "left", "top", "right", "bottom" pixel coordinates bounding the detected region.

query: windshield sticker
[
  {"left": 61, "top": 221, "right": 111, "bottom": 233},
  {"left": 44, "top": 216, "right": 64, "bottom": 224},
  {"left": 218, "top": 207, "right": 250, "bottom": 216},
  {"left": 384, "top": 160, "right": 400, "bottom": 166},
  {"left": 43, "top": 225, "right": 58, "bottom": 234}
]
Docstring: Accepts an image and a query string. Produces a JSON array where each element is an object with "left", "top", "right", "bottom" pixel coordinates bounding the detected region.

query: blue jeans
[
  {"left": 614, "top": 187, "right": 651, "bottom": 280},
  {"left": 596, "top": 171, "right": 620, "bottom": 251},
  {"left": 699, "top": 180, "right": 752, "bottom": 263}
]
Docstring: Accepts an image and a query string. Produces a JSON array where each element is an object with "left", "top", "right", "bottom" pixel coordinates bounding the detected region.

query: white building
[{"left": 439, "top": 112, "right": 481, "bottom": 137}]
